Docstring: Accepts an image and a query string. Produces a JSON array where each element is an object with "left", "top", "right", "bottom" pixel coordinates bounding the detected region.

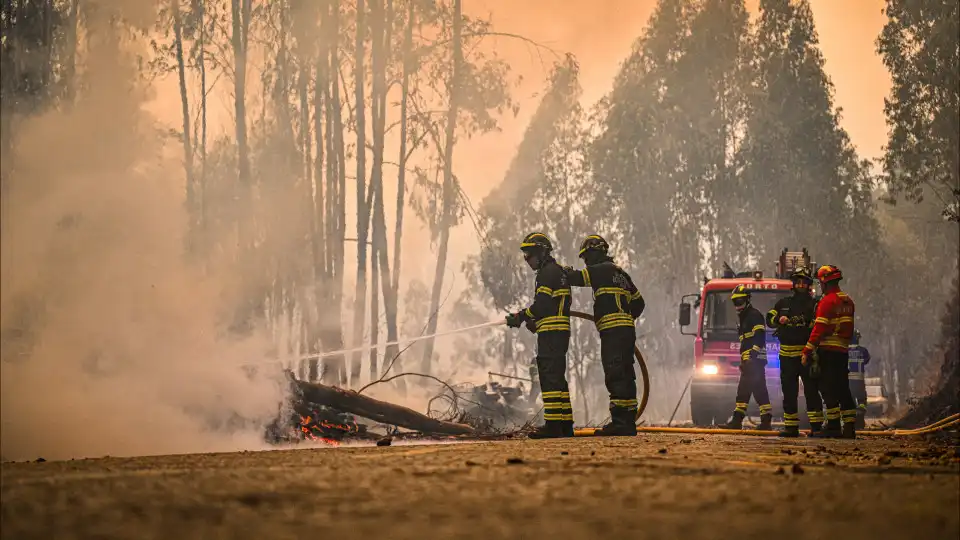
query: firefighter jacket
[
  {"left": 517, "top": 257, "right": 571, "bottom": 333},
  {"left": 565, "top": 258, "right": 644, "bottom": 333},
  {"left": 765, "top": 292, "right": 816, "bottom": 358},
  {"left": 738, "top": 305, "right": 767, "bottom": 365},
  {"left": 848, "top": 345, "right": 871, "bottom": 380},
  {"left": 803, "top": 288, "right": 855, "bottom": 355}
]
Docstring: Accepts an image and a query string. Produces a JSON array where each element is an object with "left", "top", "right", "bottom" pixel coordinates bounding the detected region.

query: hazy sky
[{"left": 144, "top": 0, "right": 895, "bottom": 294}]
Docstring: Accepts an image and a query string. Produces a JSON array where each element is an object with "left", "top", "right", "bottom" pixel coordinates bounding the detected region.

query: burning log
[{"left": 287, "top": 374, "right": 476, "bottom": 436}]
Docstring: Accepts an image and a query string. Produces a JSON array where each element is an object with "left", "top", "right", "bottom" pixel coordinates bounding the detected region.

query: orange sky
[{"left": 458, "top": 0, "right": 892, "bottom": 204}]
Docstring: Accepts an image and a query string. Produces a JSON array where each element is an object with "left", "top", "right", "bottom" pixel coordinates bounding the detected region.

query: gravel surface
[{"left": 2, "top": 433, "right": 958, "bottom": 540}]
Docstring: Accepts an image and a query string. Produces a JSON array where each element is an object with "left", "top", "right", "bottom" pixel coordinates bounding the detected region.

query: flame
[{"left": 297, "top": 411, "right": 357, "bottom": 446}]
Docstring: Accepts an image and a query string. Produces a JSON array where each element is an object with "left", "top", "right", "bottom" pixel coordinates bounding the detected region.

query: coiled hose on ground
[{"left": 570, "top": 310, "right": 650, "bottom": 422}]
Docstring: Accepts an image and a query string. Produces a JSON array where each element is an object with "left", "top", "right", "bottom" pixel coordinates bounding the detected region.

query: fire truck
[{"left": 677, "top": 248, "right": 816, "bottom": 427}]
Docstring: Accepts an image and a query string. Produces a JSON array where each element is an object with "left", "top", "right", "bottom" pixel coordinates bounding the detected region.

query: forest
[{"left": 0, "top": 0, "right": 957, "bottom": 443}]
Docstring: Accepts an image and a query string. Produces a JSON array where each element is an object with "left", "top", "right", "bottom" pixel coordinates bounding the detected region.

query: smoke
[{"left": 0, "top": 5, "right": 284, "bottom": 462}]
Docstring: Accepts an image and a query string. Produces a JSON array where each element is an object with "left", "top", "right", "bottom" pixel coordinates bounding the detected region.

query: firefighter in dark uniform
[
  {"left": 766, "top": 267, "right": 824, "bottom": 437},
  {"left": 848, "top": 330, "right": 871, "bottom": 429},
  {"left": 723, "top": 285, "right": 773, "bottom": 430},
  {"left": 505, "top": 232, "right": 574, "bottom": 439},
  {"left": 802, "top": 265, "right": 857, "bottom": 438},
  {"left": 563, "top": 235, "right": 645, "bottom": 436}
]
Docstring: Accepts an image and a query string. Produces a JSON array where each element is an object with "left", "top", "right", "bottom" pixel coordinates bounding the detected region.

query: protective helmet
[
  {"left": 816, "top": 265, "right": 843, "bottom": 284},
  {"left": 578, "top": 234, "right": 609, "bottom": 258},
  {"left": 730, "top": 284, "right": 751, "bottom": 307},
  {"left": 520, "top": 232, "right": 553, "bottom": 253},
  {"left": 790, "top": 266, "right": 814, "bottom": 284}
]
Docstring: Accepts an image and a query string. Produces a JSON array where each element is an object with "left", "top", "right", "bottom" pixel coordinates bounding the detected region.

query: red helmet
[{"left": 816, "top": 265, "right": 842, "bottom": 284}]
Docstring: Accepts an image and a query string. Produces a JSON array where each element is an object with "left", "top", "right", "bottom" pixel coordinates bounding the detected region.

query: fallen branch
[{"left": 288, "top": 373, "right": 475, "bottom": 436}]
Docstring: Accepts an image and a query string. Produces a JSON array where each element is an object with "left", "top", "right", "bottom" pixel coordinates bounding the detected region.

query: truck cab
[{"left": 678, "top": 249, "right": 815, "bottom": 427}]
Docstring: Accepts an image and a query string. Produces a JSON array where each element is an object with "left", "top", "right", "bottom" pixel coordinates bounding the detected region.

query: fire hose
[
  {"left": 574, "top": 412, "right": 960, "bottom": 438},
  {"left": 273, "top": 309, "right": 953, "bottom": 439},
  {"left": 288, "top": 310, "right": 651, "bottom": 422}
]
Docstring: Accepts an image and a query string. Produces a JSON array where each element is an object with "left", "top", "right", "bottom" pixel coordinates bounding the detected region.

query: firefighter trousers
[
  {"left": 849, "top": 378, "right": 868, "bottom": 411},
  {"left": 536, "top": 331, "right": 572, "bottom": 424},
  {"left": 599, "top": 326, "right": 638, "bottom": 422},
  {"left": 780, "top": 356, "right": 824, "bottom": 427},
  {"left": 734, "top": 360, "right": 771, "bottom": 416},
  {"left": 817, "top": 349, "right": 857, "bottom": 427}
]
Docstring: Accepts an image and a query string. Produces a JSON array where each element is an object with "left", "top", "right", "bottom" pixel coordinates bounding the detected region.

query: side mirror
[{"left": 679, "top": 303, "right": 692, "bottom": 327}]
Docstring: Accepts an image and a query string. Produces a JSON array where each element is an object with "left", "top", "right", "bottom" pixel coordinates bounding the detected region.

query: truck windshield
[{"left": 701, "top": 289, "right": 792, "bottom": 341}]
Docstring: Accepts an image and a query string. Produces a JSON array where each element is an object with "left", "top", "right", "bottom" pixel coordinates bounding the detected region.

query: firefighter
[
  {"left": 766, "top": 267, "right": 824, "bottom": 437},
  {"left": 723, "top": 285, "right": 773, "bottom": 430},
  {"left": 848, "top": 330, "right": 872, "bottom": 429},
  {"left": 563, "top": 235, "right": 645, "bottom": 436},
  {"left": 802, "top": 265, "right": 857, "bottom": 438},
  {"left": 505, "top": 232, "right": 574, "bottom": 439}
]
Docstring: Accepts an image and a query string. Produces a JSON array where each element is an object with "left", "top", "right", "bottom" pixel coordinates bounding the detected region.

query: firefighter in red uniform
[
  {"left": 563, "top": 235, "right": 645, "bottom": 436},
  {"left": 505, "top": 232, "right": 574, "bottom": 439},
  {"left": 802, "top": 265, "right": 857, "bottom": 439},
  {"left": 723, "top": 285, "right": 773, "bottom": 430},
  {"left": 766, "top": 267, "right": 824, "bottom": 437}
]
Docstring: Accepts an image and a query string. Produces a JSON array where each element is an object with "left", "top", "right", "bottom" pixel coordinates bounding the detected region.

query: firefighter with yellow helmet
[
  {"left": 563, "top": 235, "right": 645, "bottom": 436},
  {"left": 505, "top": 232, "right": 574, "bottom": 439},
  {"left": 723, "top": 284, "right": 773, "bottom": 430},
  {"left": 766, "top": 266, "right": 824, "bottom": 437}
]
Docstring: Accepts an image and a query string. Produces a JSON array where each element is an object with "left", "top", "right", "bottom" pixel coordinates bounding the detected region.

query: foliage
[{"left": 877, "top": 0, "right": 959, "bottom": 223}]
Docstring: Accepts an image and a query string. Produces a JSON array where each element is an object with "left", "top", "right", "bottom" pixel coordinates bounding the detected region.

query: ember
[{"left": 298, "top": 410, "right": 361, "bottom": 442}]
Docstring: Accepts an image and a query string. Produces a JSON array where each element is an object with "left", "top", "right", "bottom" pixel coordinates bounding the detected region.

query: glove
[
  {"left": 505, "top": 312, "right": 522, "bottom": 328},
  {"left": 808, "top": 353, "right": 821, "bottom": 378},
  {"left": 524, "top": 319, "right": 537, "bottom": 333}
]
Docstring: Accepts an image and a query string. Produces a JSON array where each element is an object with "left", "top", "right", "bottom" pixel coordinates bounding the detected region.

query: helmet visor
[{"left": 732, "top": 296, "right": 749, "bottom": 308}]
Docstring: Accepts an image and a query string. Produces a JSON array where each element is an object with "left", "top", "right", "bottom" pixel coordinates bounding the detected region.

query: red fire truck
[{"left": 677, "top": 249, "right": 816, "bottom": 427}]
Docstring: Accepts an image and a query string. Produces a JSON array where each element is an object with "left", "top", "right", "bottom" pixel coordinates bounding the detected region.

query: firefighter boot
[
  {"left": 527, "top": 421, "right": 570, "bottom": 439},
  {"left": 855, "top": 407, "right": 867, "bottom": 430},
  {"left": 812, "top": 419, "right": 842, "bottom": 438},
  {"left": 595, "top": 408, "right": 637, "bottom": 437},
  {"left": 778, "top": 425, "right": 800, "bottom": 437},
  {"left": 841, "top": 422, "right": 856, "bottom": 440},
  {"left": 562, "top": 420, "right": 575, "bottom": 438},
  {"left": 721, "top": 411, "right": 745, "bottom": 430},
  {"left": 756, "top": 413, "right": 773, "bottom": 431}
]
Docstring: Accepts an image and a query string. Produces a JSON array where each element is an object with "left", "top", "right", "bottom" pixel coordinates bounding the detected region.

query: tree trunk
[
  {"left": 369, "top": 248, "right": 379, "bottom": 382},
  {"left": 367, "top": 0, "right": 399, "bottom": 380},
  {"left": 231, "top": 0, "right": 251, "bottom": 229},
  {"left": 62, "top": 0, "right": 80, "bottom": 101},
  {"left": 349, "top": 0, "right": 369, "bottom": 385},
  {"left": 288, "top": 375, "right": 475, "bottom": 435},
  {"left": 377, "top": 2, "right": 416, "bottom": 395},
  {"left": 421, "top": 0, "right": 463, "bottom": 374},
  {"left": 323, "top": 0, "right": 348, "bottom": 385},
  {"left": 198, "top": 0, "right": 208, "bottom": 236},
  {"left": 172, "top": 0, "right": 196, "bottom": 249},
  {"left": 391, "top": 0, "right": 414, "bottom": 297}
]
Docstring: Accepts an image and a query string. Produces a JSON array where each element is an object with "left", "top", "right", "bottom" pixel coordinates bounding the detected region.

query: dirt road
[{"left": 2, "top": 433, "right": 958, "bottom": 540}]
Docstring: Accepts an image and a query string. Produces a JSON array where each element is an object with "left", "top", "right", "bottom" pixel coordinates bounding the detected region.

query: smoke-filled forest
[{"left": 1, "top": 0, "right": 957, "bottom": 461}]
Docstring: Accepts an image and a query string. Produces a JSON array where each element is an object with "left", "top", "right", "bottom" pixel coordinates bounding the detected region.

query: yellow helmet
[
  {"left": 578, "top": 234, "right": 609, "bottom": 258},
  {"left": 730, "top": 284, "right": 751, "bottom": 304},
  {"left": 520, "top": 232, "right": 553, "bottom": 252}
]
